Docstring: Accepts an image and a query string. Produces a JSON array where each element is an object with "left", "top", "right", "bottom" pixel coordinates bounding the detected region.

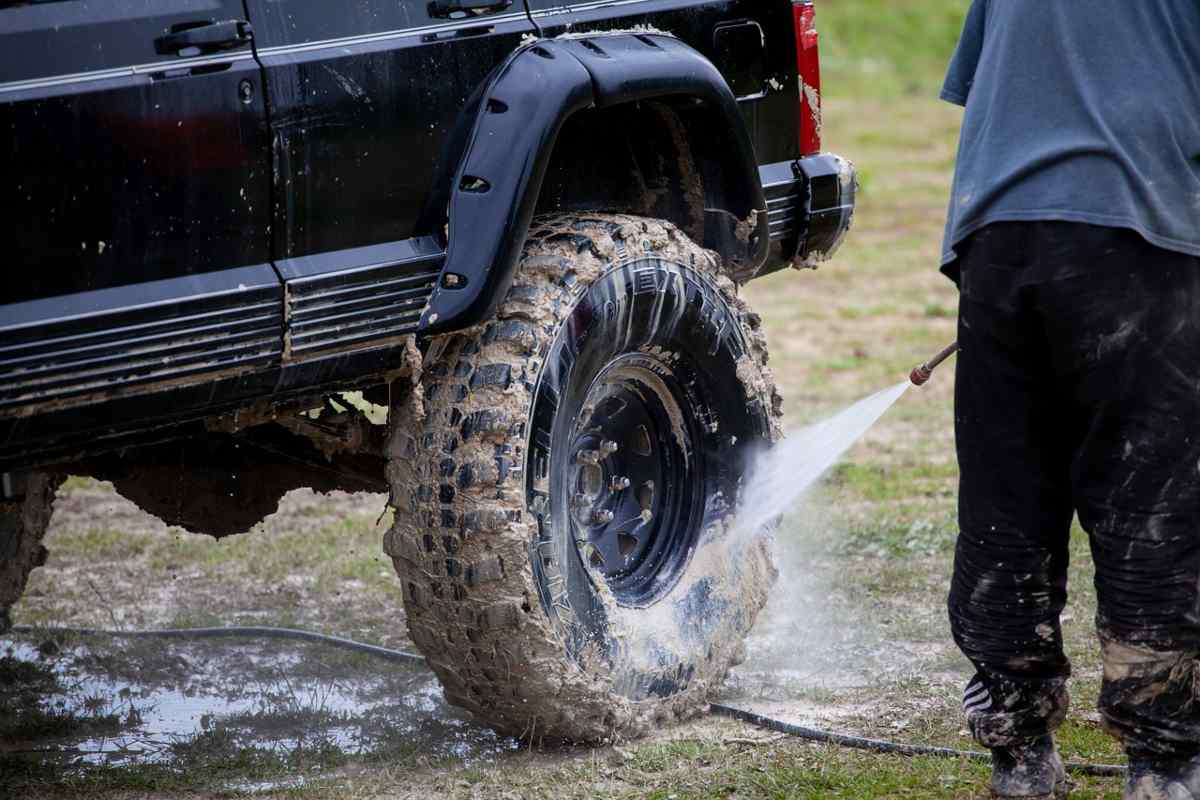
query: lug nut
[
  {"left": 591, "top": 509, "right": 614, "bottom": 525},
  {"left": 599, "top": 439, "right": 619, "bottom": 456},
  {"left": 610, "top": 476, "right": 631, "bottom": 491}
]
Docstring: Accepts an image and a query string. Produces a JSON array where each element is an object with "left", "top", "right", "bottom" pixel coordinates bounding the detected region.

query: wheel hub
[{"left": 564, "top": 357, "right": 697, "bottom": 606}]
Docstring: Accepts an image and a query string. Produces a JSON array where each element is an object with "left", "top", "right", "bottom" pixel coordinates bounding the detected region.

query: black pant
[{"left": 950, "top": 222, "right": 1200, "bottom": 760}]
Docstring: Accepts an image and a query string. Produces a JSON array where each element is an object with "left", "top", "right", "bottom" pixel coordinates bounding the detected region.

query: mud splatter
[
  {"left": 802, "top": 82, "right": 823, "bottom": 143},
  {"left": 386, "top": 215, "right": 779, "bottom": 742},
  {"left": 323, "top": 66, "right": 369, "bottom": 103}
]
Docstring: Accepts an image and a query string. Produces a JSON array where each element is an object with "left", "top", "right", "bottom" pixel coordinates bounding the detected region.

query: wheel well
[{"left": 535, "top": 99, "right": 756, "bottom": 270}]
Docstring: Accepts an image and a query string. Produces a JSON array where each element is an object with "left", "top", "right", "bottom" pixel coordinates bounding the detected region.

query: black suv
[{"left": 0, "top": 0, "right": 855, "bottom": 740}]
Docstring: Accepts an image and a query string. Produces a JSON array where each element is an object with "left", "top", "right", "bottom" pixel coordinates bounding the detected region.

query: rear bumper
[{"left": 756, "top": 153, "right": 857, "bottom": 278}]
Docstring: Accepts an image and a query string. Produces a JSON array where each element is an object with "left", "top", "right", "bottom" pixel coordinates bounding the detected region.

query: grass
[
  {"left": 2, "top": 728, "right": 342, "bottom": 797},
  {"left": 15, "top": 482, "right": 403, "bottom": 644},
  {"left": 245, "top": 735, "right": 1125, "bottom": 800},
  {"left": 2, "top": 1, "right": 1131, "bottom": 796},
  {"left": 819, "top": 0, "right": 971, "bottom": 99}
]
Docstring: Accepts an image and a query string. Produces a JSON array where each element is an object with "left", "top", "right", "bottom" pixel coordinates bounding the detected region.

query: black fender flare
[{"left": 419, "top": 34, "right": 769, "bottom": 335}]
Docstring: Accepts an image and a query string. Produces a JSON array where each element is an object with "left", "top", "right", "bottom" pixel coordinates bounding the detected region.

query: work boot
[
  {"left": 1125, "top": 754, "right": 1200, "bottom": 800},
  {"left": 990, "top": 736, "right": 1070, "bottom": 799}
]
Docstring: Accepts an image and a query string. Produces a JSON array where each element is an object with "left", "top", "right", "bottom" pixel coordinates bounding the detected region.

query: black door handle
[
  {"left": 156, "top": 20, "right": 253, "bottom": 56},
  {"left": 428, "top": 0, "right": 513, "bottom": 19}
]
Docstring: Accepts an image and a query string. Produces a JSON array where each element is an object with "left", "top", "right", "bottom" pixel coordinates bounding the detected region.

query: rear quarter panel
[{"left": 523, "top": 0, "right": 800, "bottom": 166}]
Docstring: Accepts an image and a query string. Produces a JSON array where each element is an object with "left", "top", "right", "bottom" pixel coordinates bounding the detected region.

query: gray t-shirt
[{"left": 940, "top": 0, "right": 1200, "bottom": 281}]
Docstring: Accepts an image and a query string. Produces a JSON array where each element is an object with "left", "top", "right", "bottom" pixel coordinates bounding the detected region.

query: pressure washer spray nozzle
[
  {"left": 909, "top": 364, "right": 933, "bottom": 386},
  {"left": 910, "top": 342, "right": 959, "bottom": 387}
]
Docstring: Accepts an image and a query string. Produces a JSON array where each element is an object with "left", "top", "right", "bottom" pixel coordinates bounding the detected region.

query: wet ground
[
  {"left": 1, "top": 549, "right": 967, "bottom": 794},
  {"left": 0, "top": 480, "right": 976, "bottom": 796},
  {"left": 0, "top": 629, "right": 518, "bottom": 791},
  {"left": 0, "top": 474, "right": 980, "bottom": 796}
]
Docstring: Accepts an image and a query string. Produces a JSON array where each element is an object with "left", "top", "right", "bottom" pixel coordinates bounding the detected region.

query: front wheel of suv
[{"left": 385, "top": 214, "right": 781, "bottom": 741}]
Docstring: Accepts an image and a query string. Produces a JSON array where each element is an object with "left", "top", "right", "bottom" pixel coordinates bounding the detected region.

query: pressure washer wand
[{"left": 910, "top": 342, "right": 959, "bottom": 386}]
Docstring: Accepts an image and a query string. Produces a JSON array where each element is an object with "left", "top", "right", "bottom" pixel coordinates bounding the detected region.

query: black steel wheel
[
  {"left": 559, "top": 355, "right": 700, "bottom": 607},
  {"left": 386, "top": 215, "right": 780, "bottom": 741}
]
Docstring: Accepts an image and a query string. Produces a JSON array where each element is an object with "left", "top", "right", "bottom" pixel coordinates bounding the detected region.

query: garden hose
[
  {"left": 707, "top": 703, "right": 1126, "bottom": 778},
  {"left": 8, "top": 623, "right": 1126, "bottom": 777},
  {"left": 10, "top": 623, "right": 424, "bottom": 664}
]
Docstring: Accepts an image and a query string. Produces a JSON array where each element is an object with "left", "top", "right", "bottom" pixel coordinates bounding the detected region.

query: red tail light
[{"left": 793, "top": 0, "right": 822, "bottom": 155}]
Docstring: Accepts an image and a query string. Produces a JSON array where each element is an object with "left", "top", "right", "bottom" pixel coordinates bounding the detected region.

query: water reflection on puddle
[{"left": 0, "top": 631, "right": 518, "bottom": 773}]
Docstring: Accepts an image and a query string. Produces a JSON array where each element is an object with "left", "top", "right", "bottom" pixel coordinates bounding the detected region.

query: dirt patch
[{"left": 16, "top": 481, "right": 404, "bottom": 647}]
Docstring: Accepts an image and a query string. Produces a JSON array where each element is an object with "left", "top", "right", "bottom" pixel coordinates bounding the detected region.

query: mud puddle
[{"left": 0, "top": 630, "right": 516, "bottom": 777}]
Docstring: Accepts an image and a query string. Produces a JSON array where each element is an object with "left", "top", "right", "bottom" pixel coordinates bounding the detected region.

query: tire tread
[{"left": 385, "top": 214, "right": 780, "bottom": 740}]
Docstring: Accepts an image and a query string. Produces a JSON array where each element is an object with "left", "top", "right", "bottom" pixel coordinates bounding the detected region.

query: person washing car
[{"left": 939, "top": 2, "right": 1200, "bottom": 798}]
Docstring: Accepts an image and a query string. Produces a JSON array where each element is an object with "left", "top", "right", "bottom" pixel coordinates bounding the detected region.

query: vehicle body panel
[
  {"left": 0, "top": 0, "right": 852, "bottom": 473},
  {"left": 0, "top": 0, "right": 279, "bottom": 456},
  {"left": 523, "top": 0, "right": 800, "bottom": 166},
  {"left": 242, "top": 0, "right": 534, "bottom": 359},
  {"left": 0, "top": 0, "right": 273, "bottom": 304},
  {"left": 422, "top": 33, "right": 769, "bottom": 334}
]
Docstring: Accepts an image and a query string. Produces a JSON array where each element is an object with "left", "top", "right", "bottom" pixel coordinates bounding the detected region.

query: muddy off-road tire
[
  {"left": 385, "top": 214, "right": 781, "bottom": 741},
  {"left": 0, "top": 473, "right": 62, "bottom": 633}
]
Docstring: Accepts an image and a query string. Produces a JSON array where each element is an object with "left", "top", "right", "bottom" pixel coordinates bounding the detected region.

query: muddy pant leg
[
  {"left": 1042, "top": 233, "right": 1200, "bottom": 760},
  {"left": 1098, "top": 638, "right": 1200, "bottom": 760},
  {"left": 1090, "top": 511, "right": 1200, "bottom": 759},
  {"left": 949, "top": 224, "right": 1075, "bottom": 747}
]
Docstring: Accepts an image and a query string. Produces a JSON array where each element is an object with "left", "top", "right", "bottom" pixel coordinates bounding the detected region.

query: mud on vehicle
[{"left": 0, "top": 0, "right": 855, "bottom": 740}]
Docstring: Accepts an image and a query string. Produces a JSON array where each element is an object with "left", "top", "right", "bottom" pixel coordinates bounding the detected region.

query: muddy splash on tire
[{"left": 385, "top": 214, "right": 781, "bottom": 741}]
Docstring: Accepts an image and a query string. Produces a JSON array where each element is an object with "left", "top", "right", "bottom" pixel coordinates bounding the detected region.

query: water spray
[{"left": 909, "top": 342, "right": 959, "bottom": 386}]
